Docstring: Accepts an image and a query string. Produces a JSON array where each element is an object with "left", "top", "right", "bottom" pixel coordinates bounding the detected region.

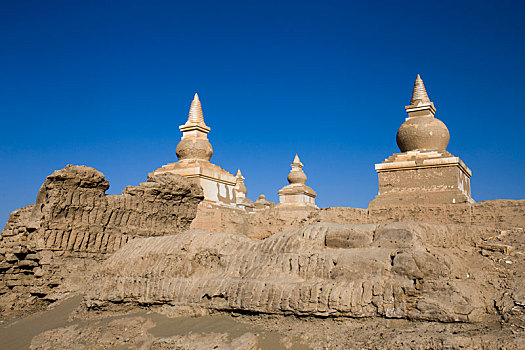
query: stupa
[
  {"left": 153, "top": 94, "right": 238, "bottom": 206},
  {"left": 233, "top": 169, "right": 254, "bottom": 210},
  {"left": 277, "top": 154, "right": 318, "bottom": 208},
  {"left": 254, "top": 194, "right": 274, "bottom": 210},
  {"left": 370, "top": 75, "right": 473, "bottom": 206}
]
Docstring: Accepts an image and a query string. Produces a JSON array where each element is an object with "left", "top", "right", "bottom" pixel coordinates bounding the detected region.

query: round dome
[
  {"left": 287, "top": 169, "right": 307, "bottom": 185},
  {"left": 176, "top": 138, "right": 213, "bottom": 161},
  {"left": 396, "top": 117, "right": 450, "bottom": 152}
]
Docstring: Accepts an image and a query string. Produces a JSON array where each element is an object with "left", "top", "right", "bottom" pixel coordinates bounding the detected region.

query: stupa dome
[
  {"left": 176, "top": 138, "right": 213, "bottom": 161},
  {"left": 396, "top": 117, "right": 450, "bottom": 152},
  {"left": 396, "top": 75, "right": 450, "bottom": 152}
]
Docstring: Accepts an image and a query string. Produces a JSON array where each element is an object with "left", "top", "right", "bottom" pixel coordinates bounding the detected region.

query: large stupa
[
  {"left": 153, "top": 94, "right": 241, "bottom": 207},
  {"left": 370, "top": 75, "right": 474, "bottom": 206}
]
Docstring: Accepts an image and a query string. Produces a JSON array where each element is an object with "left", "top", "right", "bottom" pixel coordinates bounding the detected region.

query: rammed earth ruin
[{"left": 1, "top": 75, "right": 524, "bottom": 349}]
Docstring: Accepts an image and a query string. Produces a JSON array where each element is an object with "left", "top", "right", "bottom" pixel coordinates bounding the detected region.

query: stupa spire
[
  {"left": 410, "top": 74, "right": 431, "bottom": 106},
  {"left": 405, "top": 74, "right": 436, "bottom": 119},
  {"left": 187, "top": 93, "right": 206, "bottom": 125},
  {"left": 292, "top": 154, "right": 303, "bottom": 168},
  {"left": 179, "top": 93, "right": 210, "bottom": 134}
]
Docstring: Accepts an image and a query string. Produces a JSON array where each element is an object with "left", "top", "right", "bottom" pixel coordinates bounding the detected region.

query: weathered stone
[
  {"left": 478, "top": 242, "right": 514, "bottom": 254},
  {"left": 325, "top": 225, "right": 374, "bottom": 248},
  {"left": 17, "top": 260, "right": 39, "bottom": 268},
  {"left": 4, "top": 253, "right": 18, "bottom": 262}
]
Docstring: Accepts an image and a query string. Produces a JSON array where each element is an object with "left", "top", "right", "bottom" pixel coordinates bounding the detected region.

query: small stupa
[
  {"left": 277, "top": 154, "right": 318, "bottom": 208},
  {"left": 370, "top": 75, "right": 473, "bottom": 206},
  {"left": 233, "top": 169, "right": 254, "bottom": 210},
  {"left": 254, "top": 194, "right": 274, "bottom": 210},
  {"left": 153, "top": 94, "right": 238, "bottom": 206}
]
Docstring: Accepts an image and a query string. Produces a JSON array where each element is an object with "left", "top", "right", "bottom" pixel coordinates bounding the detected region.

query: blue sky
[{"left": 1, "top": 0, "right": 524, "bottom": 225}]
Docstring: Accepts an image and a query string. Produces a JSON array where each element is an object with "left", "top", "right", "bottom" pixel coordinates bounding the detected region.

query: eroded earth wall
[
  {"left": 191, "top": 200, "right": 525, "bottom": 237},
  {"left": 0, "top": 165, "right": 203, "bottom": 312},
  {"left": 85, "top": 222, "right": 512, "bottom": 323}
]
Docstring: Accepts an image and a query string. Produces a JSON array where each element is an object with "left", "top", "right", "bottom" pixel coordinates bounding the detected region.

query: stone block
[
  {"left": 18, "top": 260, "right": 38, "bottom": 268},
  {"left": 4, "top": 253, "right": 18, "bottom": 262}
]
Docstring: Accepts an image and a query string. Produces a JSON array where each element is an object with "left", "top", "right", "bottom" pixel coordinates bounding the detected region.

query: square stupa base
[
  {"left": 278, "top": 193, "right": 318, "bottom": 208},
  {"left": 153, "top": 159, "right": 237, "bottom": 206},
  {"left": 369, "top": 150, "right": 474, "bottom": 207}
]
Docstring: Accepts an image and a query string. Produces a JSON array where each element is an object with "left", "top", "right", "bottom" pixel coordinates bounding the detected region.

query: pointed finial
[
  {"left": 188, "top": 93, "right": 205, "bottom": 124},
  {"left": 292, "top": 154, "right": 304, "bottom": 168},
  {"left": 410, "top": 74, "right": 431, "bottom": 106},
  {"left": 234, "top": 169, "right": 247, "bottom": 197}
]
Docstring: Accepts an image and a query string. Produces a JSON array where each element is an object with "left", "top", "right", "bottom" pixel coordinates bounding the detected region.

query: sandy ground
[
  {"left": 0, "top": 295, "right": 310, "bottom": 350},
  {"left": 1, "top": 294, "right": 524, "bottom": 349}
]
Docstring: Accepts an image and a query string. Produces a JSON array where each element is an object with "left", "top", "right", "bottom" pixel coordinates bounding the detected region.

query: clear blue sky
[{"left": 1, "top": 0, "right": 524, "bottom": 225}]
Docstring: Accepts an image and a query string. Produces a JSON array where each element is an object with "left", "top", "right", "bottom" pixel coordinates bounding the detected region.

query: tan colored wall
[
  {"left": 86, "top": 222, "right": 502, "bottom": 323},
  {"left": 471, "top": 199, "right": 525, "bottom": 229},
  {"left": 191, "top": 200, "right": 525, "bottom": 237},
  {"left": 191, "top": 202, "right": 318, "bottom": 239}
]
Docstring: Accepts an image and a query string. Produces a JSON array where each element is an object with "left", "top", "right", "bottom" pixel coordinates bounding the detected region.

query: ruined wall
[
  {"left": 191, "top": 200, "right": 525, "bottom": 237},
  {"left": 191, "top": 203, "right": 319, "bottom": 239},
  {"left": 471, "top": 199, "right": 525, "bottom": 229},
  {"left": 85, "top": 222, "right": 505, "bottom": 323},
  {"left": 367, "top": 204, "right": 472, "bottom": 225},
  {"left": 367, "top": 200, "right": 525, "bottom": 228},
  {"left": 0, "top": 165, "right": 203, "bottom": 311}
]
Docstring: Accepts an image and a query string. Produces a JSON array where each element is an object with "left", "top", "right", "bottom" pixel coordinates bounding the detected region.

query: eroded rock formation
[
  {"left": 0, "top": 165, "right": 203, "bottom": 312},
  {"left": 85, "top": 222, "right": 514, "bottom": 323}
]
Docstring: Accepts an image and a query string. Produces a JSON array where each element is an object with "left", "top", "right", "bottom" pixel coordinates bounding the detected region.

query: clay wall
[
  {"left": 86, "top": 222, "right": 502, "bottom": 323},
  {"left": 190, "top": 203, "right": 318, "bottom": 239},
  {"left": 0, "top": 165, "right": 203, "bottom": 310}
]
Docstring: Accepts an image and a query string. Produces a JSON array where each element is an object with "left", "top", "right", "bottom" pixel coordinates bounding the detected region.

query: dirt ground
[
  {"left": 1, "top": 293, "right": 523, "bottom": 350},
  {"left": 0, "top": 295, "right": 310, "bottom": 350}
]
